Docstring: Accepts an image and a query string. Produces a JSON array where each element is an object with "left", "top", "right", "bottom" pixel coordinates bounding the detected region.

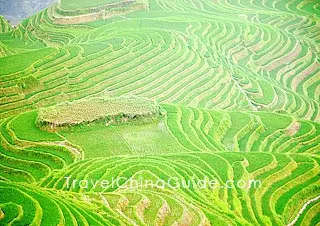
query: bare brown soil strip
[
  {"left": 155, "top": 201, "right": 170, "bottom": 226},
  {"left": 286, "top": 121, "right": 300, "bottom": 136},
  {"left": 136, "top": 197, "right": 151, "bottom": 222},
  {"left": 292, "top": 60, "right": 319, "bottom": 91},
  {"left": 117, "top": 196, "right": 129, "bottom": 212},
  {"left": 264, "top": 42, "right": 301, "bottom": 72}
]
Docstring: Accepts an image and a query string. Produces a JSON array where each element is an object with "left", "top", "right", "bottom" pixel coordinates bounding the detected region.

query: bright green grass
[
  {"left": 59, "top": 119, "right": 185, "bottom": 158},
  {"left": 0, "top": 48, "right": 55, "bottom": 76},
  {"left": 9, "top": 111, "right": 63, "bottom": 142},
  {"left": 60, "top": 0, "right": 120, "bottom": 10},
  {"left": 0, "top": 0, "right": 319, "bottom": 225},
  {"left": 254, "top": 112, "right": 293, "bottom": 132}
]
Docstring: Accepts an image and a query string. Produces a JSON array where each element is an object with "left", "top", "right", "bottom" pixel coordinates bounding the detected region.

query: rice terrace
[{"left": 0, "top": 0, "right": 320, "bottom": 225}]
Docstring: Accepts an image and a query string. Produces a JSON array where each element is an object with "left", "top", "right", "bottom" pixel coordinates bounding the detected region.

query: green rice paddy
[{"left": 0, "top": 0, "right": 319, "bottom": 225}]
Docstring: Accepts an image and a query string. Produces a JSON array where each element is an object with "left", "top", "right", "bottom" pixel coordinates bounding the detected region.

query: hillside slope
[
  {"left": 0, "top": 0, "right": 319, "bottom": 225},
  {"left": 0, "top": 0, "right": 319, "bottom": 120}
]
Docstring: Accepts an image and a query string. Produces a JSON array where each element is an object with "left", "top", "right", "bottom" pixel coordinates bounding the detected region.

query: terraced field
[{"left": 0, "top": 0, "right": 319, "bottom": 225}]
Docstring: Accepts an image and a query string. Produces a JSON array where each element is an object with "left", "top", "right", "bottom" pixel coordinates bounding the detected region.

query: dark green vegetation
[{"left": 0, "top": 0, "right": 319, "bottom": 225}]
